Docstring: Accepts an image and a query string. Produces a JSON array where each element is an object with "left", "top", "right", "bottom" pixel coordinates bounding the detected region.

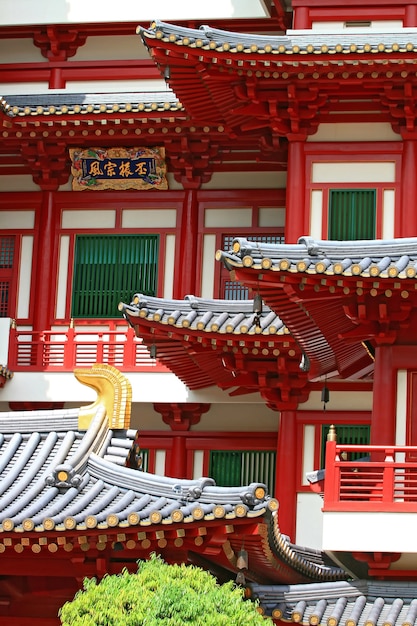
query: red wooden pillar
[
  {"left": 32, "top": 190, "right": 59, "bottom": 331},
  {"left": 274, "top": 410, "right": 298, "bottom": 539},
  {"left": 173, "top": 187, "right": 199, "bottom": 299},
  {"left": 405, "top": 5, "right": 417, "bottom": 27},
  {"left": 153, "top": 403, "right": 210, "bottom": 478},
  {"left": 285, "top": 141, "right": 307, "bottom": 243},
  {"left": 371, "top": 345, "right": 396, "bottom": 446},
  {"left": 400, "top": 138, "right": 417, "bottom": 237},
  {"left": 292, "top": 6, "right": 309, "bottom": 29}
]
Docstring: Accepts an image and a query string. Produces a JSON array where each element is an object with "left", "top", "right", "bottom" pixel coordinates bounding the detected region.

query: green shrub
[{"left": 59, "top": 553, "right": 271, "bottom": 625}]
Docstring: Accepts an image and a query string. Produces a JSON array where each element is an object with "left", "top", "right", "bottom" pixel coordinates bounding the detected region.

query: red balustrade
[
  {"left": 8, "top": 325, "right": 168, "bottom": 372},
  {"left": 323, "top": 441, "right": 417, "bottom": 512}
]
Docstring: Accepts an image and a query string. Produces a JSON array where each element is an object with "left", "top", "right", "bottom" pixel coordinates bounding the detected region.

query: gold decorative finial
[
  {"left": 74, "top": 364, "right": 132, "bottom": 430},
  {"left": 327, "top": 424, "right": 337, "bottom": 442}
]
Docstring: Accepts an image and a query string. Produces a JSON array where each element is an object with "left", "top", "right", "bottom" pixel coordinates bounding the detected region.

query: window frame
[{"left": 71, "top": 233, "right": 160, "bottom": 319}]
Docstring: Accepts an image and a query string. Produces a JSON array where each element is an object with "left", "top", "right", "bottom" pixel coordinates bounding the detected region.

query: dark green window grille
[
  {"left": 328, "top": 189, "right": 376, "bottom": 240},
  {"left": 220, "top": 233, "right": 284, "bottom": 299},
  {"left": 321, "top": 424, "right": 370, "bottom": 467},
  {"left": 209, "top": 450, "right": 276, "bottom": 493},
  {"left": 0, "top": 237, "right": 14, "bottom": 317},
  {"left": 72, "top": 234, "right": 159, "bottom": 318}
]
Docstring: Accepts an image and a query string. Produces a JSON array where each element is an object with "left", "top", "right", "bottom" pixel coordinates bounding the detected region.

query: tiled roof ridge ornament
[
  {"left": 172, "top": 477, "right": 216, "bottom": 502},
  {"left": 74, "top": 363, "right": 132, "bottom": 430}
]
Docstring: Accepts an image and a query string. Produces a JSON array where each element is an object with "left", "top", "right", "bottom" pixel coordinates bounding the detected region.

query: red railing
[
  {"left": 8, "top": 325, "right": 168, "bottom": 372},
  {"left": 323, "top": 441, "right": 417, "bottom": 512}
]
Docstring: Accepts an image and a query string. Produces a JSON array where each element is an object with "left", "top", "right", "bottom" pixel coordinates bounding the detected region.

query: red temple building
[{"left": 3, "top": 0, "right": 417, "bottom": 623}]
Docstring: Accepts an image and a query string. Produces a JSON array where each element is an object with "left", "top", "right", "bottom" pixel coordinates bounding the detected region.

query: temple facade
[{"left": 3, "top": 0, "right": 417, "bottom": 622}]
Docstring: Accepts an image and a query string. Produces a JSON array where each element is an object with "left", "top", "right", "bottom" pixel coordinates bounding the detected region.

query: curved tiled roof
[
  {"left": 0, "top": 404, "right": 271, "bottom": 534},
  {"left": 140, "top": 21, "right": 417, "bottom": 58},
  {"left": 0, "top": 91, "right": 182, "bottom": 118},
  {"left": 218, "top": 236, "right": 417, "bottom": 280},
  {"left": 119, "top": 294, "right": 313, "bottom": 407},
  {"left": 121, "top": 293, "right": 287, "bottom": 336},
  {"left": 0, "top": 365, "right": 346, "bottom": 586},
  {"left": 249, "top": 580, "right": 417, "bottom": 625}
]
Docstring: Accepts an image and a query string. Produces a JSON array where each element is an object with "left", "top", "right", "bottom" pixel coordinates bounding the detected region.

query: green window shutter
[
  {"left": 72, "top": 234, "right": 159, "bottom": 318},
  {"left": 209, "top": 450, "right": 276, "bottom": 493},
  {"left": 321, "top": 424, "right": 370, "bottom": 467},
  {"left": 0, "top": 237, "right": 15, "bottom": 317},
  {"left": 328, "top": 189, "right": 376, "bottom": 240}
]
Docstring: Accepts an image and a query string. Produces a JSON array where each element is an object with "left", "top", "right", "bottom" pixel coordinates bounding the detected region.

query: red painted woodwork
[
  {"left": 8, "top": 325, "right": 169, "bottom": 372},
  {"left": 400, "top": 140, "right": 417, "bottom": 236},
  {"left": 275, "top": 411, "right": 297, "bottom": 538},
  {"left": 173, "top": 188, "right": 200, "bottom": 299},
  {"left": 0, "top": 60, "right": 160, "bottom": 86},
  {"left": 371, "top": 346, "right": 397, "bottom": 447},
  {"left": 285, "top": 141, "right": 307, "bottom": 243},
  {"left": 323, "top": 440, "right": 417, "bottom": 511}
]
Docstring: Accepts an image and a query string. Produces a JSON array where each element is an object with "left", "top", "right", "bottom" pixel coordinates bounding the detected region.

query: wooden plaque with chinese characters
[{"left": 69, "top": 147, "right": 168, "bottom": 190}]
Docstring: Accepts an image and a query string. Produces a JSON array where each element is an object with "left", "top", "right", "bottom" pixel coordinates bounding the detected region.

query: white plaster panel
[
  {"left": 66, "top": 79, "right": 166, "bottom": 93},
  {"left": 62, "top": 210, "right": 116, "bottom": 229},
  {"left": 195, "top": 402, "right": 278, "bottom": 432},
  {"left": 296, "top": 492, "right": 323, "bottom": 550},
  {"left": 56, "top": 236, "right": 70, "bottom": 319},
  {"left": 201, "top": 171, "right": 286, "bottom": 190},
  {"left": 302, "top": 425, "right": 316, "bottom": 486},
  {"left": 122, "top": 209, "right": 176, "bottom": 229},
  {"left": 382, "top": 189, "right": 395, "bottom": 239},
  {"left": 323, "top": 511, "right": 417, "bottom": 552},
  {"left": 0, "top": 83, "right": 49, "bottom": 95},
  {"left": 200, "top": 234, "right": 216, "bottom": 298},
  {"left": 311, "top": 21, "right": 403, "bottom": 30},
  {"left": 300, "top": 390, "right": 373, "bottom": 411},
  {"left": 163, "top": 234, "right": 175, "bottom": 299},
  {"left": 396, "top": 370, "right": 407, "bottom": 447},
  {"left": 205, "top": 208, "right": 252, "bottom": 228},
  {"left": 0, "top": 0, "right": 269, "bottom": 25},
  {"left": 155, "top": 450, "right": 166, "bottom": 476},
  {"left": 0, "top": 38, "right": 43, "bottom": 62},
  {"left": 0, "top": 175, "right": 39, "bottom": 192},
  {"left": 309, "top": 123, "right": 401, "bottom": 142},
  {"left": 0, "top": 318, "right": 11, "bottom": 365},
  {"left": 312, "top": 161, "right": 396, "bottom": 183},
  {"left": 72, "top": 36, "right": 149, "bottom": 61},
  {"left": 193, "top": 451, "right": 204, "bottom": 479},
  {"left": 0, "top": 210, "right": 35, "bottom": 229},
  {"left": 258, "top": 207, "right": 285, "bottom": 227},
  {"left": 310, "top": 190, "right": 323, "bottom": 239},
  {"left": 16, "top": 236, "right": 33, "bottom": 319}
]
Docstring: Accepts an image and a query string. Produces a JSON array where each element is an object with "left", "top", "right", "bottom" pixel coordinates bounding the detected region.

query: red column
[
  {"left": 173, "top": 188, "right": 199, "bottom": 299},
  {"left": 292, "top": 6, "right": 309, "bottom": 29},
  {"left": 32, "top": 190, "right": 58, "bottom": 331},
  {"left": 153, "top": 403, "right": 210, "bottom": 478},
  {"left": 405, "top": 6, "right": 417, "bottom": 27},
  {"left": 400, "top": 139, "right": 417, "bottom": 237},
  {"left": 371, "top": 345, "right": 396, "bottom": 446},
  {"left": 285, "top": 141, "right": 307, "bottom": 243},
  {"left": 274, "top": 410, "right": 298, "bottom": 539}
]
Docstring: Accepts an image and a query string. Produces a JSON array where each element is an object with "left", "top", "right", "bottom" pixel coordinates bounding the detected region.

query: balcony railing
[
  {"left": 323, "top": 440, "right": 417, "bottom": 512},
  {"left": 8, "top": 325, "right": 168, "bottom": 372}
]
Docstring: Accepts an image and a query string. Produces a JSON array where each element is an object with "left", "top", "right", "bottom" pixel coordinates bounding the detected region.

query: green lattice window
[
  {"left": 328, "top": 189, "right": 376, "bottom": 240},
  {"left": 209, "top": 450, "right": 276, "bottom": 493},
  {"left": 321, "top": 424, "right": 370, "bottom": 467},
  {"left": 72, "top": 234, "right": 159, "bottom": 318},
  {"left": 0, "top": 236, "right": 15, "bottom": 317},
  {"left": 220, "top": 233, "right": 284, "bottom": 299}
]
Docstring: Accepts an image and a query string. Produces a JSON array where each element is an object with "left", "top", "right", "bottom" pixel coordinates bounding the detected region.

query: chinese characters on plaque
[{"left": 70, "top": 147, "right": 168, "bottom": 191}]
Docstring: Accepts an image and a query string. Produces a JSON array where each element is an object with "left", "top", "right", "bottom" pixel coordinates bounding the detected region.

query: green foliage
[{"left": 59, "top": 553, "right": 271, "bottom": 625}]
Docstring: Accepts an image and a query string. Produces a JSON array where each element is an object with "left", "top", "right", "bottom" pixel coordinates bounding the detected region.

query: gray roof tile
[
  {"left": 218, "top": 236, "right": 417, "bottom": 280},
  {"left": 0, "top": 92, "right": 182, "bottom": 118},
  {"left": 140, "top": 21, "right": 417, "bottom": 58},
  {"left": 249, "top": 580, "right": 417, "bottom": 625}
]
